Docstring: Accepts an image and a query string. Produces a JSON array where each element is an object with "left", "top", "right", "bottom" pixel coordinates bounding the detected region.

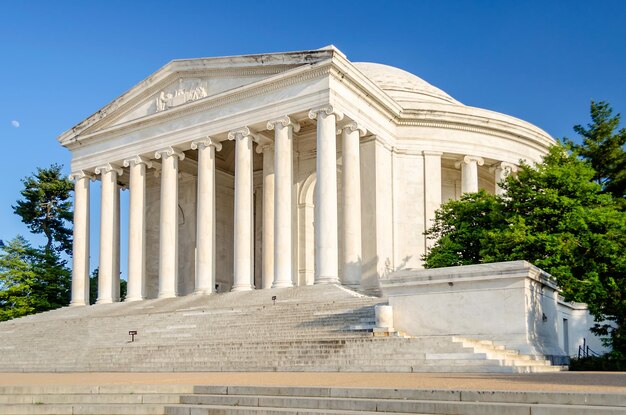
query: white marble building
[{"left": 60, "top": 46, "right": 555, "bottom": 306}]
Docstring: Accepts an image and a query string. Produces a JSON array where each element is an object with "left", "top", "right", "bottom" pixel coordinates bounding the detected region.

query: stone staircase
[
  {"left": 0, "top": 285, "right": 562, "bottom": 373},
  {"left": 0, "top": 384, "right": 191, "bottom": 415},
  {"left": 165, "top": 385, "right": 626, "bottom": 415},
  {"left": 0, "top": 385, "right": 624, "bottom": 414}
]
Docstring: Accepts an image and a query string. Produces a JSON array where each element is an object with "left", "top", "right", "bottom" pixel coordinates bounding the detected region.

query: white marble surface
[{"left": 61, "top": 47, "right": 556, "bottom": 303}]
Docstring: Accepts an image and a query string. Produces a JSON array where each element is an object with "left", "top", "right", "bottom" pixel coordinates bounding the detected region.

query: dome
[{"left": 353, "top": 62, "right": 462, "bottom": 106}]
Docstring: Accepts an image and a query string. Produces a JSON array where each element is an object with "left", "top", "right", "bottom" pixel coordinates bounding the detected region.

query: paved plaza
[{"left": 1, "top": 372, "right": 625, "bottom": 394}]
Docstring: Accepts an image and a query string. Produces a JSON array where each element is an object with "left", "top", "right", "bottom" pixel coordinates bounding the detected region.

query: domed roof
[{"left": 353, "top": 62, "right": 462, "bottom": 106}]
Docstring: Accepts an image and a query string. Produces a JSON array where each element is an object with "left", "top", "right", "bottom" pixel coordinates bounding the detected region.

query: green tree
[
  {"left": 12, "top": 164, "right": 73, "bottom": 255},
  {"left": 564, "top": 101, "right": 626, "bottom": 202},
  {"left": 0, "top": 236, "right": 70, "bottom": 321},
  {"left": 424, "top": 191, "right": 506, "bottom": 268},
  {"left": 424, "top": 146, "right": 626, "bottom": 355}
]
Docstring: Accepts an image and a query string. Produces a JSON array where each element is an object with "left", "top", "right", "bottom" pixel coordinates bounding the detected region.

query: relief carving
[{"left": 155, "top": 78, "right": 208, "bottom": 112}]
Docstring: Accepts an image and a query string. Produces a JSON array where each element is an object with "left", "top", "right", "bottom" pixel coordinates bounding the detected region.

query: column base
[
  {"left": 69, "top": 300, "right": 87, "bottom": 307},
  {"left": 231, "top": 284, "right": 254, "bottom": 292},
  {"left": 157, "top": 292, "right": 177, "bottom": 299},
  {"left": 314, "top": 276, "right": 341, "bottom": 285},
  {"left": 272, "top": 280, "right": 293, "bottom": 289},
  {"left": 193, "top": 289, "right": 214, "bottom": 296},
  {"left": 124, "top": 296, "right": 144, "bottom": 302},
  {"left": 95, "top": 298, "right": 113, "bottom": 305}
]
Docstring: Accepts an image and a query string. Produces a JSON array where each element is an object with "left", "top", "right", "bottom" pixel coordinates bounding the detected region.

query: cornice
[
  {"left": 328, "top": 64, "right": 402, "bottom": 122},
  {"left": 397, "top": 108, "right": 555, "bottom": 153}
]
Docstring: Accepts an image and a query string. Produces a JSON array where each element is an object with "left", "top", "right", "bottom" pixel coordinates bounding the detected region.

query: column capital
[
  {"left": 489, "top": 161, "right": 519, "bottom": 177},
  {"left": 337, "top": 121, "right": 367, "bottom": 137},
  {"left": 69, "top": 170, "right": 95, "bottom": 182},
  {"left": 308, "top": 105, "right": 344, "bottom": 122},
  {"left": 123, "top": 155, "right": 153, "bottom": 169},
  {"left": 266, "top": 115, "right": 301, "bottom": 133},
  {"left": 455, "top": 155, "right": 484, "bottom": 169},
  {"left": 155, "top": 147, "right": 185, "bottom": 161},
  {"left": 94, "top": 163, "right": 123, "bottom": 176},
  {"left": 255, "top": 140, "right": 274, "bottom": 154},
  {"left": 490, "top": 161, "right": 518, "bottom": 174},
  {"left": 191, "top": 137, "right": 223, "bottom": 152},
  {"left": 228, "top": 126, "right": 254, "bottom": 141}
]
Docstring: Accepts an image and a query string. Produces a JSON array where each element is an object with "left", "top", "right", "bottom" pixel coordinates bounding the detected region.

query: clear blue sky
[{"left": 1, "top": 1, "right": 625, "bottom": 277}]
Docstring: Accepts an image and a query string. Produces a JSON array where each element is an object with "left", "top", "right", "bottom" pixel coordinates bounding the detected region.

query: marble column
[
  {"left": 155, "top": 147, "right": 185, "bottom": 298},
  {"left": 114, "top": 185, "right": 121, "bottom": 301},
  {"left": 267, "top": 116, "right": 300, "bottom": 288},
  {"left": 69, "top": 171, "right": 93, "bottom": 306},
  {"left": 123, "top": 156, "right": 151, "bottom": 302},
  {"left": 94, "top": 163, "right": 122, "bottom": 304},
  {"left": 339, "top": 121, "right": 366, "bottom": 288},
  {"left": 257, "top": 142, "right": 274, "bottom": 289},
  {"left": 191, "top": 138, "right": 222, "bottom": 295},
  {"left": 228, "top": 127, "right": 255, "bottom": 291},
  {"left": 423, "top": 151, "right": 443, "bottom": 249},
  {"left": 491, "top": 161, "right": 518, "bottom": 195},
  {"left": 308, "top": 105, "right": 343, "bottom": 285},
  {"left": 456, "top": 155, "right": 484, "bottom": 194}
]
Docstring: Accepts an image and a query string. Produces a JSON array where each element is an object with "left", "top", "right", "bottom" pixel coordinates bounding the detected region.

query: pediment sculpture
[{"left": 155, "top": 78, "right": 208, "bottom": 112}]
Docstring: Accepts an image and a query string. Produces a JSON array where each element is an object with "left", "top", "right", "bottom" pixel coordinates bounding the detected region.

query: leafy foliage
[
  {"left": 564, "top": 101, "right": 626, "bottom": 202},
  {"left": 424, "top": 145, "right": 626, "bottom": 355},
  {"left": 0, "top": 236, "right": 70, "bottom": 321},
  {"left": 12, "top": 164, "right": 73, "bottom": 255}
]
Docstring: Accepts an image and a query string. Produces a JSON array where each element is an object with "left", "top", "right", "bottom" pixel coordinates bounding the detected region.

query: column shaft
[
  {"left": 457, "top": 156, "right": 484, "bottom": 194},
  {"left": 156, "top": 148, "right": 184, "bottom": 298},
  {"left": 493, "top": 162, "right": 517, "bottom": 195},
  {"left": 309, "top": 106, "right": 343, "bottom": 284},
  {"left": 192, "top": 139, "right": 221, "bottom": 295},
  {"left": 261, "top": 145, "right": 274, "bottom": 289},
  {"left": 70, "top": 172, "right": 91, "bottom": 306},
  {"left": 96, "top": 165, "right": 121, "bottom": 304},
  {"left": 341, "top": 123, "right": 365, "bottom": 288},
  {"left": 229, "top": 128, "right": 254, "bottom": 291},
  {"left": 114, "top": 184, "right": 120, "bottom": 301},
  {"left": 124, "top": 157, "right": 149, "bottom": 301},
  {"left": 269, "top": 117, "right": 299, "bottom": 288}
]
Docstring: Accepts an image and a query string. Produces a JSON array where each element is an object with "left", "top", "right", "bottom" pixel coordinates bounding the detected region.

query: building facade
[{"left": 59, "top": 46, "right": 555, "bottom": 305}]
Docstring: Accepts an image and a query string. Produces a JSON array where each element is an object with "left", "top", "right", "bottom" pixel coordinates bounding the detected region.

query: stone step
[
  {"left": 0, "top": 403, "right": 165, "bottom": 415},
  {"left": 0, "top": 394, "right": 179, "bottom": 404},
  {"left": 167, "top": 394, "right": 625, "bottom": 415}
]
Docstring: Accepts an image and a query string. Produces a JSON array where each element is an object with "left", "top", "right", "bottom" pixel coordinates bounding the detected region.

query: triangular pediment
[
  {"left": 59, "top": 47, "right": 342, "bottom": 145},
  {"left": 112, "top": 72, "right": 278, "bottom": 126}
]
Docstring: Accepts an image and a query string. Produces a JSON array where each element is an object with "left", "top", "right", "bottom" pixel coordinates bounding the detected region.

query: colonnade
[
  {"left": 69, "top": 105, "right": 366, "bottom": 306},
  {"left": 69, "top": 104, "right": 518, "bottom": 306}
]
